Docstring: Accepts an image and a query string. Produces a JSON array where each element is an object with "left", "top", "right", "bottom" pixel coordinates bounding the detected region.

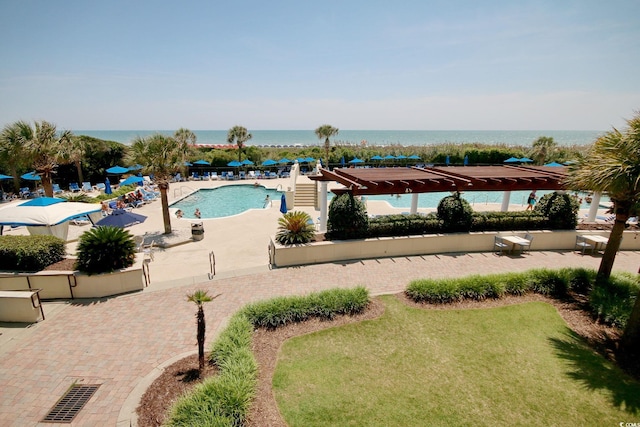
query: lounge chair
[
  {"left": 210, "top": 172, "right": 218, "bottom": 180},
  {"left": 94, "top": 183, "right": 106, "bottom": 192},
  {"left": 69, "top": 182, "right": 81, "bottom": 193},
  {"left": 52, "top": 184, "right": 63, "bottom": 194},
  {"left": 239, "top": 171, "right": 246, "bottom": 180},
  {"left": 19, "top": 187, "right": 31, "bottom": 198},
  {"left": 82, "top": 182, "right": 93, "bottom": 192},
  {"left": 227, "top": 171, "right": 235, "bottom": 180}
]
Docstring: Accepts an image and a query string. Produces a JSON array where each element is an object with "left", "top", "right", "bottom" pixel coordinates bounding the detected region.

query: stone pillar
[
  {"left": 319, "top": 181, "right": 328, "bottom": 233},
  {"left": 410, "top": 193, "right": 419, "bottom": 214},
  {"left": 587, "top": 192, "right": 601, "bottom": 222},
  {"left": 501, "top": 190, "right": 511, "bottom": 212}
]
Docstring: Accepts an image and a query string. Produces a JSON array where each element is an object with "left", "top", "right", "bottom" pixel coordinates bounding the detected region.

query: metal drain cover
[{"left": 42, "top": 384, "right": 100, "bottom": 423}]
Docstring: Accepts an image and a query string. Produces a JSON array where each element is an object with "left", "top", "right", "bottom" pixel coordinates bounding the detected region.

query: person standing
[{"left": 526, "top": 190, "right": 537, "bottom": 210}]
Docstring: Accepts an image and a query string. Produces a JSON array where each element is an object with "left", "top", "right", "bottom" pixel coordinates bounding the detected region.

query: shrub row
[
  {"left": 165, "top": 286, "right": 371, "bottom": 426},
  {"left": 406, "top": 268, "right": 638, "bottom": 328},
  {"left": 241, "top": 286, "right": 370, "bottom": 329},
  {"left": 0, "top": 235, "right": 66, "bottom": 271},
  {"left": 166, "top": 313, "right": 257, "bottom": 426}
]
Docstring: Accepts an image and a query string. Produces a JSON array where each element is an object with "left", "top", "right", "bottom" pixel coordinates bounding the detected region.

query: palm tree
[
  {"left": 63, "top": 135, "right": 91, "bottom": 185},
  {"left": 530, "top": 136, "right": 557, "bottom": 165},
  {"left": 564, "top": 111, "right": 640, "bottom": 355},
  {"left": 227, "top": 126, "right": 252, "bottom": 163},
  {"left": 186, "top": 289, "right": 220, "bottom": 372},
  {"left": 0, "top": 121, "right": 32, "bottom": 193},
  {"left": 24, "top": 121, "right": 74, "bottom": 197},
  {"left": 128, "top": 133, "right": 189, "bottom": 234},
  {"left": 315, "top": 124, "right": 339, "bottom": 167}
]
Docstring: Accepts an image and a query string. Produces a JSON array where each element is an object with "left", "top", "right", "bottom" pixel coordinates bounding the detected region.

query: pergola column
[
  {"left": 501, "top": 190, "right": 511, "bottom": 212},
  {"left": 410, "top": 193, "right": 419, "bottom": 214},
  {"left": 319, "top": 181, "right": 328, "bottom": 232},
  {"left": 586, "top": 192, "right": 602, "bottom": 222}
]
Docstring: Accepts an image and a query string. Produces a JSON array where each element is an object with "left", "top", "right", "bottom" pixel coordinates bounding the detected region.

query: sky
[{"left": 1, "top": 0, "right": 639, "bottom": 131}]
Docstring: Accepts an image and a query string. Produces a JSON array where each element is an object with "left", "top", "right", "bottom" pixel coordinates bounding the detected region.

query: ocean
[{"left": 76, "top": 130, "right": 603, "bottom": 147}]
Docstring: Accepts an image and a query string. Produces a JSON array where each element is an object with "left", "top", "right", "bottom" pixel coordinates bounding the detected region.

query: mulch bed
[{"left": 135, "top": 292, "right": 626, "bottom": 427}]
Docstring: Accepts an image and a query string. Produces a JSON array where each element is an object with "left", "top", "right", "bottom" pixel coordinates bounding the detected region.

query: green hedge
[
  {"left": 406, "top": 268, "right": 639, "bottom": 328},
  {"left": 0, "top": 235, "right": 66, "bottom": 271},
  {"left": 166, "top": 286, "right": 371, "bottom": 426}
]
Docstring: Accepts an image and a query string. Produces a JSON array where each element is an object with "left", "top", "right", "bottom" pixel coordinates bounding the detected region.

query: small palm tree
[
  {"left": 186, "top": 289, "right": 221, "bottom": 372},
  {"left": 315, "top": 124, "right": 339, "bottom": 167},
  {"left": 0, "top": 121, "right": 31, "bottom": 193},
  {"left": 227, "top": 126, "right": 252, "bottom": 163},
  {"left": 129, "top": 133, "right": 189, "bottom": 234},
  {"left": 276, "top": 211, "right": 315, "bottom": 245},
  {"left": 75, "top": 226, "right": 136, "bottom": 274}
]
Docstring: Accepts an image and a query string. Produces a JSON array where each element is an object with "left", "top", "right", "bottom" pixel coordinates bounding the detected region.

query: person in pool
[
  {"left": 175, "top": 209, "right": 183, "bottom": 218},
  {"left": 194, "top": 208, "right": 201, "bottom": 218}
]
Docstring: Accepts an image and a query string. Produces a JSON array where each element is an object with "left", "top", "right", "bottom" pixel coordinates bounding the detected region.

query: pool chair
[
  {"left": 238, "top": 171, "right": 246, "bottom": 180},
  {"left": 203, "top": 171, "right": 210, "bottom": 180},
  {"left": 52, "top": 183, "right": 63, "bottom": 194},
  {"left": 227, "top": 171, "right": 235, "bottom": 180},
  {"left": 220, "top": 171, "right": 227, "bottom": 180},
  {"left": 82, "top": 182, "right": 93, "bottom": 192},
  {"left": 94, "top": 183, "right": 106, "bottom": 192},
  {"left": 210, "top": 172, "right": 218, "bottom": 180},
  {"left": 19, "top": 187, "right": 31, "bottom": 198},
  {"left": 69, "top": 182, "right": 81, "bottom": 192},
  {"left": 493, "top": 236, "right": 509, "bottom": 256}
]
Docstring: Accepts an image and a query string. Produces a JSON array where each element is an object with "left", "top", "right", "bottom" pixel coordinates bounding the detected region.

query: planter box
[
  {"left": 0, "top": 260, "right": 144, "bottom": 300},
  {"left": 270, "top": 230, "right": 640, "bottom": 268}
]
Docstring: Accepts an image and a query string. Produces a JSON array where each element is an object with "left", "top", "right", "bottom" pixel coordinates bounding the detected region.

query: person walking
[{"left": 526, "top": 190, "right": 537, "bottom": 210}]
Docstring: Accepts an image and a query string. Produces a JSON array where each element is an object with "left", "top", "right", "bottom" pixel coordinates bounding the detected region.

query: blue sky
[{"left": 1, "top": 0, "right": 639, "bottom": 131}]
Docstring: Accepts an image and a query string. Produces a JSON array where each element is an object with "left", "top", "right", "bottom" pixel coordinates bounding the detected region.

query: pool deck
[{"left": 0, "top": 176, "right": 635, "bottom": 426}]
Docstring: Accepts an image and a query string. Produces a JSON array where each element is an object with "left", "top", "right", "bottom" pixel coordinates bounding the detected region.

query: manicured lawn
[{"left": 273, "top": 296, "right": 640, "bottom": 426}]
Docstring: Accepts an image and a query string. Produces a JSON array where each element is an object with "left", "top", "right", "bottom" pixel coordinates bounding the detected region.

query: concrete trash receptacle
[{"left": 191, "top": 222, "right": 204, "bottom": 241}]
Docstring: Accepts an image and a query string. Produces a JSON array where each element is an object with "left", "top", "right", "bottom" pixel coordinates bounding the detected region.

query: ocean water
[{"left": 76, "top": 129, "right": 603, "bottom": 147}]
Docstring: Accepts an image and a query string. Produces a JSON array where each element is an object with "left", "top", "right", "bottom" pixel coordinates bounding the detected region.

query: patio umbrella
[
  {"left": 407, "top": 155, "right": 421, "bottom": 160},
  {"left": 128, "top": 164, "right": 143, "bottom": 171},
  {"left": 104, "top": 177, "right": 112, "bottom": 195},
  {"left": 184, "top": 161, "right": 193, "bottom": 167},
  {"left": 295, "top": 157, "right": 306, "bottom": 163},
  {"left": 464, "top": 155, "right": 469, "bottom": 166},
  {"left": 120, "top": 176, "right": 144, "bottom": 187},
  {"left": 0, "top": 173, "right": 13, "bottom": 180},
  {"left": 383, "top": 155, "right": 396, "bottom": 160},
  {"left": 503, "top": 157, "right": 520, "bottom": 163},
  {"left": 21, "top": 171, "right": 40, "bottom": 181},
  {"left": 0, "top": 197, "right": 100, "bottom": 226},
  {"left": 519, "top": 157, "right": 533, "bottom": 163},
  {"left": 193, "top": 160, "right": 210, "bottom": 166},
  {"left": 106, "top": 165, "right": 129, "bottom": 174},
  {"left": 262, "top": 159, "right": 278, "bottom": 166},
  {"left": 371, "top": 155, "right": 384, "bottom": 161},
  {"left": 445, "top": 155, "right": 450, "bottom": 166},
  {"left": 544, "top": 161, "right": 564, "bottom": 167},
  {"left": 340, "top": 156, "right": 345, "bottom": 167},
  {"left": 227, "top": 160, "right": 243, "bottom": 167},
  {"left": 304, "top": 157, "right": 315, "bottom": 163},
  {"left": 349, "top": 158, "right": 364, "bottom": 164},
  {"left": 242, "top": 159, "right": 254, "bottom": 166},
  {"left": 279, "top": 193, "right": 287, "bottom": 214},
  {"left": 279, "top": 158, "right": 292, "bottom": 164},
  {"left": 96, "top": 209, "right": 146, "bottom": 228},
  {"left": 395, "top": 155, "right": 407, "bottom": 160}
]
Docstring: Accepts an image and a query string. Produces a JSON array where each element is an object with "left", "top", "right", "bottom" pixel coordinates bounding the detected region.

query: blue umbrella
[
  {"left": 383, "top": 155, "right": 396, "bottom": 160},
  {"left": 105, "top": 177, "right": 112, "bottom": 195},
  {"left": 371, "top": 155, "right": 384, "bottom": 161},
  {"left": 128, "top": 164, "right": 143, "bottom": 171},
  {"left": 184, "top": 161, "right": 193, "bottom": 167},
  {"left": 304, "top": 157, "right": 315, "bottom": 163},
  {"left": 242, "top": 159, "right": 254, "bottom": 165},
  {"left": 21, "top": 171, "right": 40, "bottom": 181},
  {"left": 395, "top": 155, "right": 407, "bottom": 160},
  {"left": 120, "top": 176, "right": 144, "bottom": 187},
  {"left": 193, "top": 159, "right": 210, "bottom": 165},
  {"left": 519, "top": 157, "right": 533, "bottom": 163},
  {"left": 106, "top": 165, "right": 129, "bottom": 174},
  {"left": 279, "top": 158, "right": 292, "bottom": 164},
  {"left": 96, "top": 209, "right": 146, "bottom": 228},
  {"left": 445, "top": 155, "right": 450, "bottom": 166},
  {"left": 544, "top": 161, "right": 565, "bottom": 167},
  {"left": 464, "top": 155, "right": 469, "bottom": 166},
  {"left": 340, "top": 156, "right": 345, "bottom": 167},
  {"left": 21, "top": 197, "right": 65, "bottom": 206},
  {"left": 0, "top": 173, "right": 13, "bottom": 180},
  {"left": 262, "top": 159, "right": 278, "bottom": 166},
  {"left": 407, "top": 155, "right": 421, "bottom": 160},
  {"left": 503, "top": 157, "right": 520, "bottom": 163},
  {"left": 295, "top": 157, "right": 306, "bottom": 163},
  {"left": 349, "top": 158, "right": 364, "bottom": 164},
  {"left": 227, "top": 160, "right": 243, "bottom": 167},
  {"left": 280, "top": 193, "right": 287, "bottom": 214}
]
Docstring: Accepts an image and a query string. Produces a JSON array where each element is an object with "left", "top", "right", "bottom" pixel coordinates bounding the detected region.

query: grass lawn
[{"left": 273, "top": 296, "right": 640, "bottom": 427}]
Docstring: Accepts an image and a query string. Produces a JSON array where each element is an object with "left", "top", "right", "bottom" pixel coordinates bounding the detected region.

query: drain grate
[{"left": 42, "top": 384, "right": 100, "bottom": 423}]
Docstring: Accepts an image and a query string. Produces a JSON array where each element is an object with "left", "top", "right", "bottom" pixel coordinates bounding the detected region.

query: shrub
[
  {"left": 437, "top": 192, "right": 473, "bottom": 232},
  {"left": 275, "top": 211, "right": 315, "bottom": 245},
  {"left": 74, "top": 226, "right": 136, "bottom": 274},
  {"left": 368, "top": 214, "right": 442, "bottom": 237},
  {"left": 589, "top": 273, "right": 639, "bottom": 328},
  {"left": 0, "top": 235, "right": 65, "bottom": 271},
  {"left": 535, "top": 191, "right": 579, "bottom": 229},
  {"left": 471, "top": 211, "right": 547, "bottom": 232},
  {"left": 527, "top": 268, "right": 569, "bottom": 296},
  {"left": 327, "top": 193, "right": 369, "bottom": 239}
]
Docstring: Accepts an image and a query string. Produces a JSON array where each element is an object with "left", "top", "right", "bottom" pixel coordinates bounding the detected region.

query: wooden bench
[{"left": 0, "top": 289, "right": 45, "bottom": 323}]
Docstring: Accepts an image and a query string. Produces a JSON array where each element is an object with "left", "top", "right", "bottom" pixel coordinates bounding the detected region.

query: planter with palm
[
  {"left": 75, "top": 226, "right": 136, "bottom": 275},
  {"left": 276, "top": 211, "right": 316, "bottom": 245}
]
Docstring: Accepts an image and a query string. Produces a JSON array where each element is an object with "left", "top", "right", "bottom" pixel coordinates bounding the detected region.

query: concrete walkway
[{"left": 0, "top": 179, "right": 637, "bottom": 426}]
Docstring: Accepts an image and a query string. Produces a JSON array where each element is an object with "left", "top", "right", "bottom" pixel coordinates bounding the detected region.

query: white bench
[{"left": 0, "top": 289, "right": 45, "bottom": 323}]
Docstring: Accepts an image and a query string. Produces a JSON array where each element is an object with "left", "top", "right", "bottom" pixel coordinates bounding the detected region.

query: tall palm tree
[
  {"left": 0, "top": 121, "right": 32, "bottom": 193},
  {"left": 25, "top": 121, "right": 74, "bottom": 197},
  {"left": 63, "top": 135, "right": 91, "bottom": 185},
  {"left": 128, "top": 133, "right": 189, "bottom": 234},
  {"left": 529, "top": 136, "right": 557, "bottom": 165},
  {"left": 315, "top": 124, "right": 339, "bottom": 167},
  {"left": 174, "top": 128, "right": 197, "bottom": 177},
  {"left": 227, "top": 126, "right": 252, "bottom": 163},
  {"left": 564, "top": 112, "right": 640, "bottom": 355},
  {"left": 186, "top": 289, "right": 220, "bottom": 372}
]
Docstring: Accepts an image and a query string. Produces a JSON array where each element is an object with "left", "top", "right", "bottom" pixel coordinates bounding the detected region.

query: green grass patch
[{"left": 274, "top": 296, "right": 640, "bottom": 427}]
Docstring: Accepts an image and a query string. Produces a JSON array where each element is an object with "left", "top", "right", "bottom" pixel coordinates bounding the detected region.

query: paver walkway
[{"left": 0, "top": 249, "right": 638, "bottom": 426}]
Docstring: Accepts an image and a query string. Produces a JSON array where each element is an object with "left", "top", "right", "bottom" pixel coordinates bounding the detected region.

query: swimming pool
[{"left": 171, "top": 185, "right": 282, "bottom": 219}]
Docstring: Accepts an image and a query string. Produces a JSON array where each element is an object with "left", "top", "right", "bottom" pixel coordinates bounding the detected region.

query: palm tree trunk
[
  {"left": 597, "top": 209, "right": 629, "bottom": 279},
  {"left": 159, "top": 182, "right": 172, "bottom": 234},
  {"left": 197, "top": 306, "right": 205, "bottom": 371},
  {"left": 75, "top": 159, "right": 84, "bottom": 185},
  {"left": 324, "top": 138, "right": 330, "bottom": 167},
  {"left": 41, "top": 174, "right": 53, "bottom": 198}
]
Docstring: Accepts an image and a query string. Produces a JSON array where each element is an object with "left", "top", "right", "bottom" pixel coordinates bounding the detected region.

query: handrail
[
  {"left": 142, "top": 259, "right": 151, "bottom": 286},
  {"left": 208, "top": 251, "right": 216, "bottom": 279}
]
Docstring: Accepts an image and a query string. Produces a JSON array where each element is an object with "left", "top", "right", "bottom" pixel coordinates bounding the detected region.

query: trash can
[{"left": 191, "top": 222, "right": 204, "bottom": 241}]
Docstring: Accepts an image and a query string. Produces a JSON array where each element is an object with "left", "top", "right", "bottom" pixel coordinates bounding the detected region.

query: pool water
[{"left": 171, "top": 185, "right": 282, "bottom": 219}]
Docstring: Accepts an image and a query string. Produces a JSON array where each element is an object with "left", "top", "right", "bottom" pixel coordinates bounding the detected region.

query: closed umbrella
[
  {"left": 464, "top": 155, "right": 469, "bottom": 166},
  {"left": 445, "top": 155, "right": 450, "bottom": 166},
  {"left": 96, "top": 209, "right": 146, "bottom": 228},
  {"left": 104, "top": 177, "right": 112, "bottom": 195},
  {"left": 340, "top": 156, "right": 345, "bottom": 167},
  {"left": 280, "top": 193, "right": 287, "bottom": 214}
]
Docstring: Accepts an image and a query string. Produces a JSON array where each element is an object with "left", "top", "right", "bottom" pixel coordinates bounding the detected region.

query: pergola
[{"left": 309, "top": 165, "right": 571, "bottom": 232}]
